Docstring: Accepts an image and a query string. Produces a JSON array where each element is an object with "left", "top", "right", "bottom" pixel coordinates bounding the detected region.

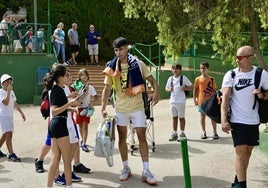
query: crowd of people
[
  {"left": 0, "top": 13, "right": 102, "bottom": 66},
  {"left": 1, "top": 12, "right": 268, "bottom": 187}
]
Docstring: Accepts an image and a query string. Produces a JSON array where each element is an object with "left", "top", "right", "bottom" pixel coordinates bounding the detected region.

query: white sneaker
[
  {"left": 177, "top": 133, "right": 187, "bottom": 141},
  {"left": 119, "top": 166, "right": 131, "bottom": 181},
  {"left": 141, "top": 169, "right": 157, "bottom": 185},
  {"left": 62, "top": 62, "right": 68, "bottom": 66}
]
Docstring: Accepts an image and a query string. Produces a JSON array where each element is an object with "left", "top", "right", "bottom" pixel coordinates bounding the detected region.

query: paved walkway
[{"left": 0, "top": 99, "right": 268, "bottom": 188}]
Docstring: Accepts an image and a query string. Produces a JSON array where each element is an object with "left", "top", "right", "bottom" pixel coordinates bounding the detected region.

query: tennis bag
[
  {"left": 200, "top": 90, "right": 222, "bottom": 123},
  {"left": 94, "top": 117, "right": 115, "bottom": 167}
]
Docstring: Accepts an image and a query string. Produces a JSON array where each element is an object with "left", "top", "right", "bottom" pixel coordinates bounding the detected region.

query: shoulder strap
[
  {"left": 180, "top": 75, "right": 183, "bottom": 86},
  {"left": 253, "top": 67, "right": 263, "bottom": 109},
  {"left": 169, "top": 76, "right": 173, "bottom": 88},
  {"left": 231, "top": 70, "right": 236, "bottom": 79},
  {"left": 254, "top": 67, "right": 263, "bottom": 89}
]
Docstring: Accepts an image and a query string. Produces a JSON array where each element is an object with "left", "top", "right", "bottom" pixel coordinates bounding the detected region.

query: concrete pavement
[{"left": 0, "top": 99, "right": 268, "bottom": 188}]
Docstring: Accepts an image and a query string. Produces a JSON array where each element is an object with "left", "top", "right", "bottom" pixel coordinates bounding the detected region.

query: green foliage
[
  {"left": 0, "top": 0, "right": 158, "bottom": 63},
  {"left": 120, "top": 0, "right": 268, "bottom": 67}
]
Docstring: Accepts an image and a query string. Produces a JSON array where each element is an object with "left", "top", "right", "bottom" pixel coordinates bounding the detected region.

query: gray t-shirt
[{"left": 68, "top": 28, "right": 79, "bottom": 45}]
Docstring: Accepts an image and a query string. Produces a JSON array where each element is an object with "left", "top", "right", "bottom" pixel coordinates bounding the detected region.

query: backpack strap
[
  {"left": 179, "top": 74, "right": 183, "bottom": 86},
  {"left": 253, "top": 67, "right": 263, "bottom": 109},
  {"left": 231, "top": 70, "right": 236, "bottom": 79}
]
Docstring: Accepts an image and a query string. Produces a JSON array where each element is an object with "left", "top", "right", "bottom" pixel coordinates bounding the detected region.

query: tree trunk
[{"left": 248, "top": 1, "right": 266, "bottom": 69}]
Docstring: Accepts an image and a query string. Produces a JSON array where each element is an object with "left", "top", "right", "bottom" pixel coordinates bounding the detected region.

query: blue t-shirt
[{"left": 85, "top": 31, "right": 100, "bottom": 45}]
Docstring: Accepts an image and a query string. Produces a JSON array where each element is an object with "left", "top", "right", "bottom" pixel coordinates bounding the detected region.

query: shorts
[
  {"left": 170, "top": 103, "right": 185, "bottom": 118},
  {"left": 45, "top": 131, "right": 51, "bottom": 146},
  {"left": 231, "top": 123, "right": 259, "bottom": 147},
  {"left": 87, "top": 44, "right": 98, "bottom": 55},
  {"left": 115, "top": 110, "right": 147, "bottom": 128},
  {"left": 68, "top": 125, "right": 79, "bottom": 144},
  {"left": 48, "top": 116, "right": 69, "bottom": 139},
  {"left": 0, "top": 117, "right": 14, "bottom": 133},
  {"left": 13, "top": 39, "right": 22, "bottom": 49},
  {"left": 70, "top": 44, "right": 79, "bottom": 53},
  {"left": 74, "top": 108, "right": 90, "bottom": 124},
  {"left": 27, "top": 41, "right": 32, "bottom": 49},
  {"left": 197, "top": 105, "right": 204, "bottom": 113},
  {"left": 0, "top": 36, "right": 9, "bottom": 45},
  {"left": 45, "top": 119, "right": 79, "bottom": 145}
]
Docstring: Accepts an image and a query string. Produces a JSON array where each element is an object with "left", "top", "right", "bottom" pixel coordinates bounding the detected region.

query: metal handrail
[{"left": 130, "top": 44, "right": 160, "bottom": 84}]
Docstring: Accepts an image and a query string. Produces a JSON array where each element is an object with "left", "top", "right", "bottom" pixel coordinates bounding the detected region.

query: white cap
[{"left": 1, "top": 74, "right": 13, "bottom": 84}]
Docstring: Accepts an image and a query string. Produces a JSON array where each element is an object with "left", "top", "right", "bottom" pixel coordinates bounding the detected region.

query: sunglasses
[{"left": 236, "top": 54, "right": 254, "bottom": 61}]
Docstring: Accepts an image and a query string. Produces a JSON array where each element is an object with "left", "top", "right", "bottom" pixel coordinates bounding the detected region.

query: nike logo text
[{"left": 234, "top": 78, "right": 253, "bottom": 91}]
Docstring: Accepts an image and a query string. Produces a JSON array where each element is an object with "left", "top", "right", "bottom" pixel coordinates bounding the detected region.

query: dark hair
[
  {"left": 26, "top": 25, "right": 32, "bottom": 30},
  {"left": 171, "top": 63, "right": 182, "bottom": 70},
  {"left": 43, "top": 72, "right": 52, "bottom": 91},
  {"left": 113, "top": 37, "right": 128, "bottom": 48},
  {"left": 200, "top": 61, "right": 209, "bottom": 68},
  {"left": 47, "top": 64, "right": 67, "bottom": 90}
]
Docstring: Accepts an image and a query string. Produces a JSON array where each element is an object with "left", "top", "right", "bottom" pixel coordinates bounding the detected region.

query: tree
[
  {"left": 119, "top": 0, "right": 268, "bottom": 68},
  {"left": 0, "top": 0, "right": 158, "bottom": 63}
]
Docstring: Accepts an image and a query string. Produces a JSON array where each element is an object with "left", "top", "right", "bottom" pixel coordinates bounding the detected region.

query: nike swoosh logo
[{"left": 234, "top": 84, "right": 253, "bottom": 91}]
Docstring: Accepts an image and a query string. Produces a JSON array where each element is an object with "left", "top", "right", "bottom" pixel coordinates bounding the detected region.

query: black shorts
[
  {"left": 70, "top": 44, "right": 79, "bottom": 53},
  {"left": 48, "top": 117, "right": 69, "bottom": 139},
  {"left": 0, "top": 36, "right": 9, "bottom": 45},
  {"left": 231, "top": 123, "right": 259, "bottom": 147}
]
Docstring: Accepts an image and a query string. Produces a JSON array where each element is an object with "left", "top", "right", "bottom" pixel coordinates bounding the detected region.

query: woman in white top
[{"left": 53, "top": 22, "right": 66, "bottom": 64}]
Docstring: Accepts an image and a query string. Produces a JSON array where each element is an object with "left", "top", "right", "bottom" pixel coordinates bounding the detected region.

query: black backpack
[{"left": 253, "top": 67, "right": 268, "bottom": 123}]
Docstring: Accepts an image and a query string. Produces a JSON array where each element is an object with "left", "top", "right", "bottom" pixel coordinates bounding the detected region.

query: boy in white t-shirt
[
  {"left": 0, "top": 74, "right": 26, "bottom": 162},
  {"left": 165, "top": 64, "right": 193, "bottom": 141}
]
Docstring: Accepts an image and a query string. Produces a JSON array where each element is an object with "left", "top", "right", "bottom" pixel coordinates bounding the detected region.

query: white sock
[
  {"left": 143, "top": 162, "right": 149, "bottom": 171},
  {"left": 180, "top": 130, "right": 184, "bottom": 134},
  {"left": 123, "top": 160, "right": 128, "bottom": 168}
]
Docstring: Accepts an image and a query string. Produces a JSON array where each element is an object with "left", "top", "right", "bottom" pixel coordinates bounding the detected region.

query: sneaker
[
  {"left": 62, "top": 62, "right": 69, "bottom": 66},
  {"left": 35, "top": 158, "right": 45, "bottom": 173},
  {"left": 119, "top": 166, "right": 131, "bottom": 181},
  {"left": 169, "top": 132, "right": 178, "bottom": 141},
  {"left": 231, "top": 182, "right": 241, "bottom": 188},
  {"left": 73, "top": 163, "right": 91, "bottom": 173},
  {"left": 177, "top": 133, "right": 187, "bottom": 141},
  {"left": 141, "top": 169, "right": 157, "bottom": 185},
  {"left": 80, "top": 108, "right": 88, "bottom": 116},
  {"left": 62, "top": 172, "right": 82, "bottom": 182},
  {"left": 213, "top": 133, "right": 219, "bottom": 139},
  {"left": 86, "top": 107, "right": 94, "bottom": 117},
  {"left": 66, "top": 60, "right": 73, "bottom": 66},
  {"left": 0, "top": 150, "right": 6, "bottom": 158},
  {"left": 54, "top": 175, "right": 66, "bottom": 187},
  {"left": 201, "top": 133, "right": 207, "bottom": 139},
  {"left": 81, "top": 145, "right": 90, "bottom": 152},
  {"left": 8, "top": 153, "right": 21, "bottom": 162},
  {"left": 71, "top": 172, "right": 82, "bottom": 182}
]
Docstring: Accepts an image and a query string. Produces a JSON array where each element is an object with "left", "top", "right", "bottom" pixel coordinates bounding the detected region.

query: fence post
[{"left": 180, "top": 139, "right": 192, "bottom": 188}]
